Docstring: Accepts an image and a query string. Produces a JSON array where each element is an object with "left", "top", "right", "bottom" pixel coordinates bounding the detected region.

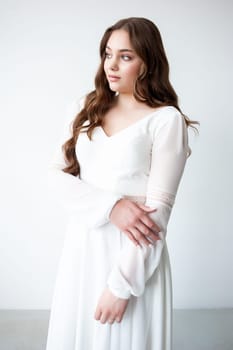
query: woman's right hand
[{"left": 109, "top": 198, "right": 161, "bottom": 247}]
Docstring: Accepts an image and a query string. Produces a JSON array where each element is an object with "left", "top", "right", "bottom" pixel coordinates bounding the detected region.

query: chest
[
  {"left": 75, "top": 126, "right": 153, "bottom": 174},
  {"left": 101, "top": 108, "right": 159, "bottom": 137}
]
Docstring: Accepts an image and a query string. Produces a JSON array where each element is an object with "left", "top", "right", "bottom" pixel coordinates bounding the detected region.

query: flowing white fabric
[{"left": 46, "top": 97, "right": 190, "bottom": 350}]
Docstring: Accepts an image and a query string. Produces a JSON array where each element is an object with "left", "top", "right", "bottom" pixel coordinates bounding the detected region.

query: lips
[{"left": 108, "top": 75, "right": 120, "bottom": 82}]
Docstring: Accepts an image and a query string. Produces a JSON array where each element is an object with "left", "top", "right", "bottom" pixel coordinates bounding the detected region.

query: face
[{"left": 104, "top": 29, "right": 144, "bottom": 95}]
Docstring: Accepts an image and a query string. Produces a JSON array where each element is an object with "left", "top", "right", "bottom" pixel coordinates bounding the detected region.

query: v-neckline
[{"left": 98, "top": 107, "right": 166, "bottom": 139}]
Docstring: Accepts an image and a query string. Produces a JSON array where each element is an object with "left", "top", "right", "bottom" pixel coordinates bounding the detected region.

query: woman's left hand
[{"left": 94, "top": 287, "right": 129, "bottom": 324}]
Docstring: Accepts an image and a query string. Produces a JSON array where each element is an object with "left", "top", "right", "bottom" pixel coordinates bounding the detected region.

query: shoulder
[
  {"left": 149, "top": 105, "right": 186, "bottom": 134},
  {"left": 155, "top": 106, "right": 184, "bottom": 124},
  {"left": 149, "top": 105, "right": 190, "bottom": 153}
]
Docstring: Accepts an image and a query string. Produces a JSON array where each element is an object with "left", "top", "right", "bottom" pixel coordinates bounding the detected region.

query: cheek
[
  {"left": 103, "top": 61, "right": 108, "bottom": 74},
  {"left": 124, "top": 63, "right": 142, "bottom": 79}
]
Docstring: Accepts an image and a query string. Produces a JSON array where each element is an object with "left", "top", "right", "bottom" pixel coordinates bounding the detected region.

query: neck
[{"left": 116, "top": 93, "right": 144, "bottom": 111}]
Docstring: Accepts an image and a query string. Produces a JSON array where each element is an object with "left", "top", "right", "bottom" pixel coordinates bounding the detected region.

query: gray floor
[{"left": 0, "top": 309, "right": 232, "bottom": 350}]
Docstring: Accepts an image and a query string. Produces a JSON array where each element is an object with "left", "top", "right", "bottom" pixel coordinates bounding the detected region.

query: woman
[{"left": 46, "top": 17, "right": 198, "bottom": 350}]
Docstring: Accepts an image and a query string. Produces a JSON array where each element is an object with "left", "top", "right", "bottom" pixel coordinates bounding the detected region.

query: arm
[
  {"left": 48, "top": 98, "right": 123, "bottom": 229},
  {"left": 106, "top": 109, "right": 191, "bottom": 298}
]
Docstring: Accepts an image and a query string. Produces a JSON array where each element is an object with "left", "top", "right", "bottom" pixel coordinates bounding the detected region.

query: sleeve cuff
[{"left": 107, "top": 266, "right": 131, "bottom": 299}]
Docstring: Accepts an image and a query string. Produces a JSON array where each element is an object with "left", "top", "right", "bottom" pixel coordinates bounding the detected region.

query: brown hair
[{"left": 62, "top": 17, "right": 199, "bottom": 176}]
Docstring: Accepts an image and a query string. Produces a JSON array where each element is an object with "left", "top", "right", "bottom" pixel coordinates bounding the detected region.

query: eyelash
[{"left": 105, "top": 53, "right": 132, "bottom": 61}]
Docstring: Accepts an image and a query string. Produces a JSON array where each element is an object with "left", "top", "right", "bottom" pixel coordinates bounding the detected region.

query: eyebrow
[{"left": 106, "top": 46, "right": 134, "bottom": 52}]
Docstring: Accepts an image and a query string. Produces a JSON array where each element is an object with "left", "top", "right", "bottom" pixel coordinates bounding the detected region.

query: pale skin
[{"left": 94, "top": 29, "right": 161, "bottom": 325}]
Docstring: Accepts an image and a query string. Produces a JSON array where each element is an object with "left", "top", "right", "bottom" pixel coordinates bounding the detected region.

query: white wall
[{"left": 0, "top": 0, "right": 232, "bottom": 309}]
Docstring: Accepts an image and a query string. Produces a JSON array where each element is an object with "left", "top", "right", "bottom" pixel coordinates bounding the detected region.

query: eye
[
  {"left": 122, "top": 55, "right": 132, "bottom": 61},
  {"left": 105, "top": 52, "right": 112, "bottom": 59}
]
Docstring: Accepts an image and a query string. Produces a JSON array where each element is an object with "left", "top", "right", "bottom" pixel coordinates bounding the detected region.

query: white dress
[{"left": 46, "top": 98, "right": 190, "bottom": 350}]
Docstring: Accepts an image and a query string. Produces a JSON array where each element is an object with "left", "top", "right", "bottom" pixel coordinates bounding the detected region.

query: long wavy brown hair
[{"left": 62, "top": 17, "right": 199, "bottom": 176}]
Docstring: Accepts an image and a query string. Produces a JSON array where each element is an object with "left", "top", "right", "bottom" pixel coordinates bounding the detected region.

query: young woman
[{"left": 46, "top": 17, "right": 198, "bottom": 350}]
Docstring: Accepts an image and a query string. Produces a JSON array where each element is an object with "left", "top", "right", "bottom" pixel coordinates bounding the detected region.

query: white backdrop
[{"left": 0, "top": 0, "right": 232, "bottom": 309}]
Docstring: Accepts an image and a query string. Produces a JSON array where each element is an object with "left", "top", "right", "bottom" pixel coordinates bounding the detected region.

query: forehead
[{"left": 106, "top": 29, "right": 134, "bottom": 50}]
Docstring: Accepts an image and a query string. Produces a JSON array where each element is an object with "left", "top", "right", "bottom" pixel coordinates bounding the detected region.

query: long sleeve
[
  {"left": 107, "top": 109, "right": 190, "bottom": 299},
  {"left": 48, "top": 98, "right": 123, "bottom": 229}
]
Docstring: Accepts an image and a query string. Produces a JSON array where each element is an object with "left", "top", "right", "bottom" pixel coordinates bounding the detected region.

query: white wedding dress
[{"left": 45, "top": 97, "right": 190, "bottom": 350}]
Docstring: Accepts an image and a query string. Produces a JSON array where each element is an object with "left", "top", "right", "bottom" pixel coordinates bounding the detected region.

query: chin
[{"left": 108, "top": 84, "right": 118, "bottom": 92}]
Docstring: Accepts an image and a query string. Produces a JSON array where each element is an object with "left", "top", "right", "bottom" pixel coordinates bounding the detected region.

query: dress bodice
[{"left": 75, "top": 107, "right": 190, "bottom": 197}]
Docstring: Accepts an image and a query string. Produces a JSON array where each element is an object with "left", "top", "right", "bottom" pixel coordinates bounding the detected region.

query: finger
[
  {"left": 130, "top": 227, "right": 151, "bottom": 246},
  {"left": 116, "top": 316, "right": 122, "bottom": 323},
  {"left": 140, "top": 215, "right": 161, "bottom": 233},
  {"left": 123, "top": 230, "right": 140, "bottom": 246},
  {"left": 108, "top": 318, "right": 115, "bottom": 324},
  {"left": 94, "top": 307, "right": 101, "bottom": 321},
  {"left": 136, "top": 222, "right": 160, "bottom": 242},
  {"left": 100, "top": 313, "right": 108, "bottom": 324},
  {"left": 116, "top": 309, "right": 125, "bottom": 323},
  {"left": 137, "top": 203, "right": 157, "bottom": 212},
  {"left": 148, "top": 232, "right": 160, "bottom": 244}
]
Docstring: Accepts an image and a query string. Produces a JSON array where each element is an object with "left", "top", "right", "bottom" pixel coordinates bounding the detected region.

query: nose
[
  {"left": 108, "top": 56, "right": 119, "bottom": 71},
  {"left": 110, "top": 63, "right": 118, "bottom": 71}
]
